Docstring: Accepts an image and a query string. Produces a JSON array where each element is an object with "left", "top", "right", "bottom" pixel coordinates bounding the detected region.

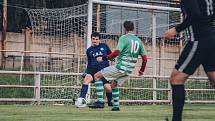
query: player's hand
[
  {"left": 164, "top": 27, "right": 177, "bottom": 39},
  {"left": 138, "top": 70, "right": 144, "bottom": 76},
  {"left": 96, "top": 57, "right": 103, "bottom": 62}
]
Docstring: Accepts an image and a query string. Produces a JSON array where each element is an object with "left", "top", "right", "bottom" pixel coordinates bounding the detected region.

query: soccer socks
[
  {"left": 106, "top": 92, "right": 112, "bottom": 105},
  {"left": 171, "top": 85, "right": 185, "bottom": 121},
  {"left": 95, "top": 80, "right": 104, "bottom": 102},
  {"left": 112, "top": 88, "right": 119, "bottom": 108},
  {"left": 80, "top": 84, "right": 88, "bottom": 98}
]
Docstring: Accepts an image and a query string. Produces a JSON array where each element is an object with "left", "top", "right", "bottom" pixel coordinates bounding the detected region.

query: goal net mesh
[{"left": 27, "top": 4, "right": 88, "bottom": 102}]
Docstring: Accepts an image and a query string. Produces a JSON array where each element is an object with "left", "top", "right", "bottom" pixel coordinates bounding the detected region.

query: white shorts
[{"left": 100, "top": 65, "right": 129, "bottom": 86}]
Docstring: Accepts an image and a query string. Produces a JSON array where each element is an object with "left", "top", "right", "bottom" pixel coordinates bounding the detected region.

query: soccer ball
[{"left": 75, "top": 97, "right": 87, "bottom": 108}]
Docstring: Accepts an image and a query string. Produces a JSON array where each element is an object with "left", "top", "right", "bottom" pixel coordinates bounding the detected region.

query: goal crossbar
[{"left": 91, "top": 0, "right": 181, "bottom": 11}]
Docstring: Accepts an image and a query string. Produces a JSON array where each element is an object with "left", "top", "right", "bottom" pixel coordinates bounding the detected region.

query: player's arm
[
  {"left": 164, "top": 14, "right": 191, "bottom": 38},
  {"left": 175, "top": 17, "right": 191, "bottom": 33},
  {"left": 102, "top": 50, "right": 120, "bottom": 61},
  {"left": 105, "top": 44, "right": 116, "bottom": 62},
  {"left": 139, "top": 55, "right": 147, "bottom": 76},
  {"left": 139, "top": 44, "right": 147, "bottom": 76}
]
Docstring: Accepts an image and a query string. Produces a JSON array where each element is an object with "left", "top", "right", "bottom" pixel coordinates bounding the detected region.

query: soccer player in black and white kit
[{"left": 164, "top": 0, "right": 215, "bottom": 121}]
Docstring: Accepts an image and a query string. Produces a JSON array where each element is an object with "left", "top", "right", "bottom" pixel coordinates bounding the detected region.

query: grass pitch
[{"left": 0, "top": 104, "right": 214, "bottom": 121}]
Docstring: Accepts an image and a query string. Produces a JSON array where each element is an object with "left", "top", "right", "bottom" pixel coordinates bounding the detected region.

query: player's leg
[
  {"left": 111, "top": 80, "right": 120, "bottom": 111},
  {"left": 104, "top": 82, "right": 113, "bottom": 106},
  {"left": 203, "top": 58, "right": 215, "bottom": 88},
  {"left": 87, "top": 71, "right": 105, "bottom": 108},
  {"left": 80, "top": 68, "right": 99, "bottom": 99},
  {"left": 75, "top": 73, "right": 93, "bottom": 108},
  {"left": 93, "top": 66, "right": 122, "bottom": 105},
  {"left": 171, "top": 41, "right": 200, "bottom": 121},
  {"left": 170, "top": 69, "right": 189, "bottom": 121},
  {"left": 89, "top": 65, "right": 126, "bottom": 109},
  {"left": 79, "top": 74, "right": 93, "bottom": 98},
  {"left": 202, "top": 38, "right": 215, "bottom": 88},
  {"left": 94, "top": 71, "right": 105, "bottom": 103}
]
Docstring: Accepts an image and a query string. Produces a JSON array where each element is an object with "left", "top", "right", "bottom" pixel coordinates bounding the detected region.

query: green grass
[{"left": 0, "top": 104, "right": 215, "bottom": 121}]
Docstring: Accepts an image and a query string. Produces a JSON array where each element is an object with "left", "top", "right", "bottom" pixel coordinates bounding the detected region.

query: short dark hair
[
  {"left": 123, "top": 21, "right": 134, "bottom": 31},
  {"left": 91, "top": 32, "right": 100, "bottom": 39}
]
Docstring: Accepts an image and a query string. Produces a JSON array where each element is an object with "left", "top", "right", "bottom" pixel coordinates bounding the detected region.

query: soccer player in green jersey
[{"left": 88, "top": 21, "right": 147, "bottom": 111}]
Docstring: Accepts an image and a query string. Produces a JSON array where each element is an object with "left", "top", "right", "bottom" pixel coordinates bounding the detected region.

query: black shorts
[
  {"left": 175, "top": 35, "right": 215, "bottom": 75},
  {"left": 83, "top": 68, "right": 110, "bottom": 84}
]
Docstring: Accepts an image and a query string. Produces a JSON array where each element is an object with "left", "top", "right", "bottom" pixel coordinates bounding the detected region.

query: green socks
[
  {"left": 112, "top": 88, "right": 119, "bottom": 108},
  {"left": 95, "top": 80, "right": 104, "bottom": 102}
]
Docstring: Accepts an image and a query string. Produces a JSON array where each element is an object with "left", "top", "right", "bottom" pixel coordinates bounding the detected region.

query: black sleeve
[
  {"left": 175, "top": 17, "right": 191, "bottom": 33},
  {"left": 183, "top": 0, "right": 203, "bottom": 19},
  {"left": 175, "top": 0, "right": 210, "bottom": 32}
]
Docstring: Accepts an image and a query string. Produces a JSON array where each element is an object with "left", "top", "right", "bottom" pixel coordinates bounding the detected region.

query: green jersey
[{"left": 116, "top": 34, "right": 146, "bottom": 74}]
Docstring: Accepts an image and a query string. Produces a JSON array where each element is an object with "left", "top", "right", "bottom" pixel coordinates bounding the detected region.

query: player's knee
[
  {"left": 169, "top": 70, "right": 188, "bottom": 85},
  {"left": 169, "top": 76, "right": 184, "bottom": 85},
  {"left": 83, "top": 75, "right": 93, "bottom": 84}
]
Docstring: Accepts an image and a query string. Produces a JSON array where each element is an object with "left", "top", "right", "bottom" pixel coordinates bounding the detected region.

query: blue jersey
[{"left": 86, "top": 43, "right": 112, "bottom": 70}]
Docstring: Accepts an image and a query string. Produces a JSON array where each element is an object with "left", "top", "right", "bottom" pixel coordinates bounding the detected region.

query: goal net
[
  {"left": 27, "top": 4, "right": 88, "bottom": 102},
  {"left": 26, "top": 0, "right": 215, "bottom": 104}
]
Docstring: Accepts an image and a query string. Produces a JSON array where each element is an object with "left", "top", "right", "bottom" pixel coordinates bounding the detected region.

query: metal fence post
[
  {"left": 35, "top": 74, "right": 41, "bottom": 104},
  {"left": 152, "top": 12, "right": 157, "bottom": 102}
]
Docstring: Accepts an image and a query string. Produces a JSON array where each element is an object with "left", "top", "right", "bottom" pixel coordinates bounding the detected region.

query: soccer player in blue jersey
[
  {"left": 88, "top": 21, "right": 147, "bottom": 111},
  {"left": 76, "top": 32, "right": 113, "bottom": 107},
  {"left": 164, "top": 0, "right": 215, "bottom": 121}
]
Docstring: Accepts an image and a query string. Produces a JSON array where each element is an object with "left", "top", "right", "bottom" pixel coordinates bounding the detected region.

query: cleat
[
  {"left": 111, "top": 107, "right": 120, "bottom": 111},
  {"left": 75, "top": 98, "right": 87, "bottom": 108},
  {"left": 88, "top": 101, "right": 104, "bottom": 108}
]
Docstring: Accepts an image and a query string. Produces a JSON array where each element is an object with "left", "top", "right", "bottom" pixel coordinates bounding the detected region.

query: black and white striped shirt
[{"left": 176, "top": 0, "right": 215, "bottom": 41}]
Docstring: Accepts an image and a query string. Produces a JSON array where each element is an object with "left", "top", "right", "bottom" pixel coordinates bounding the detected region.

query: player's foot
[
  {"left": 111, "top": 107, "right": 120, "bottom": 111},
  {"left": 88, "top": 101, "right": 104, "bottom": 108},
  {"left": 108, "top": 102, "right": 113, "bottom": 106}
]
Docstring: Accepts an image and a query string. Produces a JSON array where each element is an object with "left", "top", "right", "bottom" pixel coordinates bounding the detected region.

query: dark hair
[
  {"left": 123, "top": 21, "right": 134, "bottom": 31},
  {"left": 91, "top": 32, "right": 100, "bottom": 39}
]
